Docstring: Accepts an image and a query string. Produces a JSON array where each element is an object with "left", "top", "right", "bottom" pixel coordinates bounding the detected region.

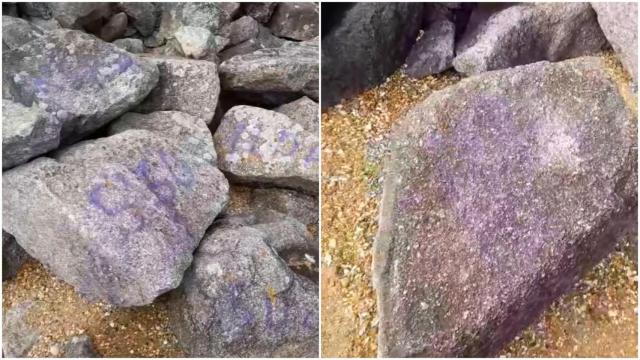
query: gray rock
[
  {"left": 119, "top": 2, "right": 157, "bottom": 37},
  {"left": 269, "top": 2, "right": 319, "bottom": 41},
  {"left": 252, "top": 188, "right": 318, "bottom": 227},
  {"left": 2, "top": 111, "right": 230, "bottom": 306},
  {"left": 63, "top": 335, "right": 97, "bottom": 358},
  {"left": 2, "top": 29, "right": 159, "bottom": 146},
  {"left": 274, "top": 96, "right": 318, "bottom": 134},
  {"left": 227, "top": 16, "right": 259, "bottom": 46},
  {"left": 156, "top": 3, "right": 229, "bottom": 45},
  {"left": 30, "top": 18, "right": 62, "bottom": 32},
  {"left": 218, "top": 2, "right": 241, "bottom": 20},
  {"left": 214, "top": 106, "right": 318, "bottom": 193},
  {"left": 98, "top": 11, "right": 128, "bottom": 42},
  {"left": 113, "top": 37, "right": 144, "bottom": 53},
  {"left": 453, "top": 3, "right": 607, "bottom": 75},
  {"left": 17, "top": 3, "right": 53, "bottom": 19},
  {"left": 48, "top": 2, "right": 112, "bottom": 29},
  {"left": 3, "top": 230, "right": 32, "bottom": 281},
  {"left": 405, "top": 20, "right": 455, "bottom": 78},
  {"left": 2, "top": 15, "right": 43, "bottom": 51},
  {"left": 219, "top": 40, "right": 318, "bottom": 101},
  {"left": 321, "top": 3, "right": 423, "bottom": 108},
  {"left": 2, "top": 302, "right": 40, "bottom": 357},
  {"left": 168, "top": 217, "right": 318, "bottom": 357},
  {"left": 172, "top": 25, "right": 214, "bottom": 59},
  {"left": 219, "top": 25, "right": 286, "bottom": 62},
  {"left": 591, "top": 2, "right": 638, "bottom": 83},
  {"left": 136, "top": 55, "right": 220, "bottom": 124},
  {"left": 243, "top": 2, "right": 277, "bottom": 23},
  {"left": 250, "top": 209, "right": 317, "bottom": 254},
  {"left": 2, "top": 100, "right": 59, "bottom": 170},
  {"left": 373, "top": 57, "right": 637, "bottom": 357}
]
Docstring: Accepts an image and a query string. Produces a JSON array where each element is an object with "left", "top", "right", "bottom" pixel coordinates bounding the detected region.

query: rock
[
  {"left": 2, "top": 111, "right": 230, "bottom": 306},
  {"left": 98, "top": 11, "right": 128, "bottom": 42},
  {"left": 167, "top": 217, "right": 318, "bottom": 357},
  {"left": 243, "top": 2, "right": 277, "bottom": 23},
  {"left": 219, "top": 25, "right": 286, "bottom": 62},
  {"left": 118, "top": 2, "right": 157, "bottom": 37},
  {"left": 2, "top": 29, "right": 158, "bottom": 146},
  {"left": 274, "top": 96, "right": 318, "bottom": 134},
  {"left": 219, "top": 41, "right": 318, "bottom": 102},
  {"left": 405, "top": 20, "right": 455, "bottom": 78},
  {"left": 373, "top": 57, "right": 637, "bottom": 357},
  {"left": 17, "top": 2, "right": 53, "bottom": 19},
  {"left": 30, "top": 18, "right": 62, "bottom": 32},
  {"left": 218, "top": 2, "right": 241, "bottom": 20},
  {"left": 227, "top": 16, "right": 259, "bottom": 46},
  {"left": 2, "top": 302, "right": 40, "bottom": 357},
  {"left": 252, "top": 188, "right": 318, "bottom": 227},
  {"left": 136, "top": 55, "right": 220, "bottom": 124},
  {"left": 2, "top": 15, "right": 43, "bottom": 50},
  {"left": 591, "top": 2, "right": 638, "bottom": 83},
  {"left": 2, "top": 100, "right": 59, "bottom": 170},
  {"left": 113, "top": 38, "right": 144, "bottom": 53},
  {"left": 453, "top": 3, "right": 607, "bottom": 75},
  {"left": 2, "top": 2, "right": 18, "bottom": 17},
  {"left": 2, "top": 230, "right": 32, "bottom": 281},
  {"left": 269, "top": 2, "right": 319, "bottom": 41},
  {"left": 321, "top": 2, "right": 423, "bottom": 108},
  {"left": 48, "top": 2, "right": 112, "bottom": 29},
  {"left": 172, "top": 25, "right": 214, "bottom": 59},
  {"left": 63, "top": 335, "right": 97, "bottom": 358},
  {"left": 214, "top": 106, "right": 318, "bottom": 193},
  {"left": 156, "top": 3, "right": 229, "bottom": 44}
]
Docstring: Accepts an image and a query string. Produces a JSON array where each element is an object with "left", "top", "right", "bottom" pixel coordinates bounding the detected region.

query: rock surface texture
[
  {"left": 269, "top": 2, "right": 319, "bottom": 41},
  {"left": 374, "top": 57, "right": 637, "bottom": 357},
  {"left": 2, "top": 302, "right": 40, "bottom": 357},
  {"left": 2, "top": 29, "right": 158, "bottom": 154},
  {"left": 2, "top": 231, "right": 32, "bottom": 281},
  {"left": 591, "top": 2, "right": 638, "bottom": 83},
  {"left": 405, "top": 19, "right": 455, "bottom": 78},
  {"left": 214, "top": 106, "right": 318, "bottom": 193},
  {"left": 453, "top": 3, "right": 607, "bottom": 75},
  {"left": 168, "top": 217, "right": 318, "bottom": 357},
  {"left": 321, "top": 2, "right": 423, "bottom": 107},
  {"left": 2, "top": 111, "right": 230, "bottom": 306}
]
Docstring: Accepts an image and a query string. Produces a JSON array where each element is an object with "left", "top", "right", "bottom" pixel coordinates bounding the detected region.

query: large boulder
[
  {"left": 226, "top": 15, "right": 260, "bottom": 46},
  {"left": 168, "top": 217, "right": 318, "bottom": 357},
  {"left": 591, "top": 2, "right": 638, "bottom": 83},
  {"left": 321, "top": 2, "right": 423, "bottom": 108},
  {"left": 214, "top": 105, "right": 318, "bottom": 193},
  {"left": 373, "top": 57, "right": 637, "bottom": 357},
  {"left": 405, "top": 19, "right": 455, "bottom": 78},
  {"left": 453, "top": 3, "right": 607, "bottom": 75},
  {"left": 2, "top": 111, "right": 230, "bottom": 306},
  {"left": 136, "top": 55, "right": 220, "bottom": 124},
  {"left": 269, "top": 2, "right": 319, "bottom": 41},
  {"left": 219, "top": 40, "right": 318, "bottom": 103},
  {"left": 2, "top": 15, "right": 43, "bottom": 51},
  {"left": 2, "top": 29, "right": 158, "bottom": 161}
]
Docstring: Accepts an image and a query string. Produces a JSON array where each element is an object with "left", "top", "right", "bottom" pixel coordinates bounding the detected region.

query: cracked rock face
[
  {"left": 168, "top": 217, "right": 318, "bottom": 357},
  {"left": 2, "top": 29, "right": 159, "bottom": 155},
  {"left": 374, "top": 57, "right": 637, "bottom": 357},
  {"left": 214, "top": 105, "right": 319, "bottom": 193},
  {"left": 2, "top": 111, "right": 229, "bottom": 306}
]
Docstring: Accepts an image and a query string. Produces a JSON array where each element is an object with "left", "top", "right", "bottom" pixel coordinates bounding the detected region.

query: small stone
[{"left": 173, "top": 25, "right": 214, "bottom": 59}]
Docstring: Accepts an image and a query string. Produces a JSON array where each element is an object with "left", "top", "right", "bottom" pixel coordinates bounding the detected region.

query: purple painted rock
[
  {"left": 167, "top": 216, "right": 318, "bottom": 357},
  {"left": 2, "top": 111, "right": 229, "bottom": 306},
  {"left": 591, "top": 2, "right": 638, "bottom": 83},
  {"left": 405, "top": 19, "right": 455, "bottom": 78},
  {"left": 453, "top": 3, "right": 607, "bottom": 75},
  {"left": 2, "top": 29, "right": 158, "bottom": 147},
  {"left": 213, "top": 105, "right": 319, "bottom": 193},
  {"left": 373, "top": 57, "right": 637, "bottom": 357},
  {"left": 135, "top": 55, "right": 220, "bottom": 124},
  {"left": 269, "top": 2, "right": 319, "bottom": 41}
]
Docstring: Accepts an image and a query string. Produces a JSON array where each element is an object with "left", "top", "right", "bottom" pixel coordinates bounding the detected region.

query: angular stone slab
[
  {"left": 2, "top": 111, "right": 229, "bottom": 306},
  {"left": 374, "top": 57, "right": 637, "bottom": 357},
  {"left": 219, "top": 41, "right": 318, "bottom": 101},
  {"left": 592, "top": 2, "right": 638, "bottom": 83},
  {"left": 2, "top": 29, "right": 159, "bottom": 146},
  {"left": 269, "top": 2, "right": 319, "bottom": 41},
  {"left": 213, "top": 105, "right": 318, "bottom": 193},
  {"left": 136, "top": 55, "right": 220, "bottom": 124},
  {"left": 168, "top": 217, "right": 318, "bottom": 357},
  {"left": 453, "top": 3, "right": 607, "bottom": 75}
]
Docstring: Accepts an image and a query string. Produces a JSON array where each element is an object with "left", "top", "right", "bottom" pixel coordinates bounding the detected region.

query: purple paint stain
[
  {"left": 117, "top": 55, "right": 133, "bottom": 74},
  {"left": 228, "top": 123, "right": 247, "bottom": 151}
]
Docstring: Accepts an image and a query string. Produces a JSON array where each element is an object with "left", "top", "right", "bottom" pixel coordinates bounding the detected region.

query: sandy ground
[{"left": 320, "top": 53, "right": 638, "bottom": 357}]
